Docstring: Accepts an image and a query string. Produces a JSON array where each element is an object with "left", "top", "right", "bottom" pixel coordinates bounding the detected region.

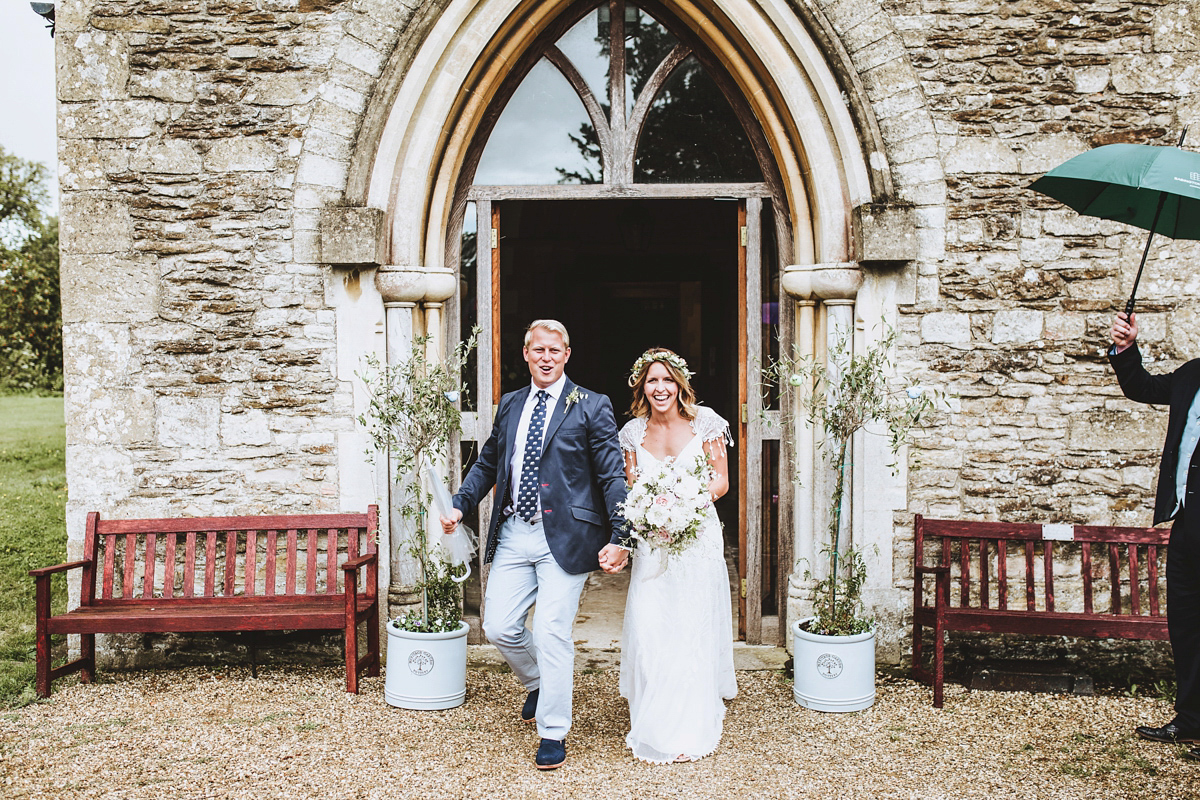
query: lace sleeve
[
  {"left": 692, "top": 407, "right": 734, "bottom": 447},
  {"left": 618, "top": 417, "right": 646, "bottom": 453}
]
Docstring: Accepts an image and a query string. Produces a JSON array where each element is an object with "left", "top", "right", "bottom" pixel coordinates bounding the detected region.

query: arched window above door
[{"left": 473, "top": 0, "right": 763, "bottom": 186}]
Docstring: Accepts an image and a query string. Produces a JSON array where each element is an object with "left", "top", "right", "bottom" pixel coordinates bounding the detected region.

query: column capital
[
  {"left": 376, "top": 266, "right": 457, "bottom": 304},
  {"left": 781, "top": 262, "right": 863, "bottom": 301}
]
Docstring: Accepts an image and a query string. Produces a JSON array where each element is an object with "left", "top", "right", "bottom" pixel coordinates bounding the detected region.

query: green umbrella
[{"left": 1028, "top": 131, "right": 1200, "bottom": 314}]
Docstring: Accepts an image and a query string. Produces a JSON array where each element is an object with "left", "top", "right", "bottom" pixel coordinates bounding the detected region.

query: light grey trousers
[{"left": 482, "top": 516, "right": 589, "bottom": 741}]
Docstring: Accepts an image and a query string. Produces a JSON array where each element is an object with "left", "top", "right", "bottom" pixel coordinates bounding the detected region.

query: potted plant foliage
[
  {"left": 765, "top": 324, "right": 933, "bottom": 712},
  {"left": 358, "top": 328, "right": 479, "bottom": 710}
]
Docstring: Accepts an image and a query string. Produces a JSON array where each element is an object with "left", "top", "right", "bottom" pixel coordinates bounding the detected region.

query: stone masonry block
[
  {"left": 130, "top": 70, "right": 198, "bottom": 103},
  {"left": 60, "top": 195, "right": 132, "bottom": 254},
  {"left": 60, "top": 254, "right": 159, "bottom": 324},
  {"left": 206, "top": 138, "right": 280, "bottom": 172},
  {"left": 319, "top": 206, "right": 386, "bottom": 266},
  {"left": 1068, "top": 410, "right": 1167, "bottom": 452},
  {"left": 59, "top": 100, "right": 160, "bottom": 139},
  {"left": 247, "top": 73, "right": 319, "bottom": 107},
  {"left": 156, "top": 396, "right": 220, "bottom": 449},
  {"left": 58, "top": 31, "right": 129, "bottom": 102},
  {"left": 131, "top": 140, "right": 202, "bottom": 174},
  {"left": 921, "top": 312, "right": 971, "bottom": 343},
  {"left": 945, "top": 138, "right": 1019, "bottom": 174},
  {"left": 854, "top": 203, "right": 918, "bottom": 263},
  {"left": 991, "top": 310, "right": 1044, "bottom": 344},
  {"left": 221, "top": 409, "right": 273, "bottom": 446}
]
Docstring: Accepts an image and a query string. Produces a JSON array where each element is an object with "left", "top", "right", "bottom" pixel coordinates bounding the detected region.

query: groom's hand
[
  {"left": 440, "top": 508, "right": 463, "bottom": 534},
  {"left": 598, "top": 544, "right": 628, "bottom": 574}
]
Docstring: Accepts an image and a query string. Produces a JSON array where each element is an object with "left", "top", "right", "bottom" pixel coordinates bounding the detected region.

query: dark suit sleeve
[
  {"left": 585, "top": 394, "right": 630, "bottom": 545},
  {"left": 1109, "top": 343, "right": 1175, "bottom": 406},
  {"left": 453, "top": 399, "right": 507, "bottom": 517}
]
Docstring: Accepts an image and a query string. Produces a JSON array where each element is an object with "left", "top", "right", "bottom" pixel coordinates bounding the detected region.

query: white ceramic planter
[
  {"left": 384, "top": 620, "right": 469, "bottom": 710},
  {"left": 792, "top": 618, "right": 876, "bottom": 712}
]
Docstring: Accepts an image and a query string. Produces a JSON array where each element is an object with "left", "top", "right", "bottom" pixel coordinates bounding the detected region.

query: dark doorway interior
[{"left": 496, "top": 198, "right": 741, "bottom": 547}]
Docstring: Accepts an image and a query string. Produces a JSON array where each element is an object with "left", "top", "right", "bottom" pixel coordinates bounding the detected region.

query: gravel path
[{"left": 0, "top": 667, "right": 1195, "bottom": 799}]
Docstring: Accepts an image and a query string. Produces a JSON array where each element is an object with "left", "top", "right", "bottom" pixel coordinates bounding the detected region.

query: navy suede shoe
[
  {"left": 521, "top": 689, "right": 539, "bottom": 723},
  {"left": 535, "top": 737, "right": 566, "bottom": 770},
  {"left": 1189, "top": 747, "right": 1200, "bottom": 762}
]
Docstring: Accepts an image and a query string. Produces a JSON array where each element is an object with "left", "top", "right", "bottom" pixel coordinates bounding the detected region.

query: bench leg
[
  {"left": 932, "top": 618, "right": 945, "bottom": 709},
  {"left": 80, "top": 633, "right": 95, "bottom": 685},
  {"left": 366, "top": 602, "right": 380, "bottom": 678},
  {"left": 345, "top": 618, "right": 360, "bottom": 694},
  {"left": 247, "top": 631, "right": 259, "bottom": 679},
  {"left": 34, "top": 620, "right": 51, "bottom": 699}
]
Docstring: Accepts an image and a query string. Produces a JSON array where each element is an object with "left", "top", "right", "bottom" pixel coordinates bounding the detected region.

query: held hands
[
  {"left": 439, "top": 508, "right": 463, "bottom": 535},
  {"left": 1111, "top": 312, "right": 1138, "bottom": 354},
  {"left": 598, "top": 543, "right": 629, "bottom": 574}
]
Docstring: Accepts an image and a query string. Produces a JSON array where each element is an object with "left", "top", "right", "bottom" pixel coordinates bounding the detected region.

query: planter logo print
[
  {"left": 815, "top": 653, "right": 843, "bottom": 679},
  {"left": 408, "top": 649, "right": 435, "bottom": 676}
]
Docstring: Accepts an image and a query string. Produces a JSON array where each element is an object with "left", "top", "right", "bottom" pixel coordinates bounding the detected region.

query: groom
[{"left": 440, "top": 319, "right": 629, "bottom": 770}]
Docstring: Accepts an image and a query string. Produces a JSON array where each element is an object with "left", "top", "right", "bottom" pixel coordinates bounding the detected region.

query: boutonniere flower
[{"left": 564, "top": 387, "right": 587, "bottom": 411}]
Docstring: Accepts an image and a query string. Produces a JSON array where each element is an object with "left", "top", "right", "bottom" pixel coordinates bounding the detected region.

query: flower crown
[{"left": 630, "top": 349, "right": 694, "bottom": 380}]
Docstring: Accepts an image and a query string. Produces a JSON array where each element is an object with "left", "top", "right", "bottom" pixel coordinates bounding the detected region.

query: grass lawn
[{"left": 0, "top": 395, "right": 67, "bottom": 707}]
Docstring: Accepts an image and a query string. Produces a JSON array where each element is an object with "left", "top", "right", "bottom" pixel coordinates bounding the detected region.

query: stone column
[
  {"left": 780, "top": 263, "right": 863, "bottom": 647},
  {"left": 375, "top": 267, "right": 432, "bottom": 620}
]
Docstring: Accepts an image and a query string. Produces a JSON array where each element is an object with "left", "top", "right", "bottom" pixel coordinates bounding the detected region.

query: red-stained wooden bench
[
  {"left": 30, "top": 506, "right": 380, "bottom": 697},
  {"left": 912, "top": 515, "right": 1169, "bottom": 708}
]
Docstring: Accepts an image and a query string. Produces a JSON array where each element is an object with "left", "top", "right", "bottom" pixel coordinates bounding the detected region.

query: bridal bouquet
[{"left": 620, "top": 453, "right": 713, "bottom": 555}]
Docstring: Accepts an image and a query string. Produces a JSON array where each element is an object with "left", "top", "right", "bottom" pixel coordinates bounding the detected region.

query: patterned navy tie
[{"left": 517, "top": 390, "right": 549, "bottom": 521}]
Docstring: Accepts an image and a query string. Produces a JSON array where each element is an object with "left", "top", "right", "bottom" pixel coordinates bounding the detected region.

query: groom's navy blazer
[
  {"left": 1110, "top": 342, "right": 1200, "bottom": 525},
  {"left": 452, "top": 376, "right": 629, "bottom": 574}
]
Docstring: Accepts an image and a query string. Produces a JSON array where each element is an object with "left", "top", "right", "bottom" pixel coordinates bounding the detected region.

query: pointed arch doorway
[{"left": 450, "top": 0, "right": 791, "bottom": 646}]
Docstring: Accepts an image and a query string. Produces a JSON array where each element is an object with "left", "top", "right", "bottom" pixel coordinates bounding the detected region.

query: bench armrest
[
  {"left": 29, "top": 559, "right": 91, "bottom": 578},
  {"left": 915, "top": 565, "right": 950, "bottom": 575},
  {"left": 341, "top": 552, "right": 378, "bottom": 572}
]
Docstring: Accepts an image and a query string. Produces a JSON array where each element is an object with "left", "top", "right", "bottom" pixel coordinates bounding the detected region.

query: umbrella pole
[
  {"left": 1123, "top": 127, "right": 1188, "bottom": 317},
  {"left": 1124, "top": 192, "right": 1168, "bottom": 317}
]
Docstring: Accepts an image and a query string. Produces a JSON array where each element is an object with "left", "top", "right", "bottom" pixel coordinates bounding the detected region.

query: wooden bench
[
  {"left": 30, "top": 507, "right": 380, "bottom": 697},
  {"left": 912, "top": 515, "right": 1169, "bottom": 707}
]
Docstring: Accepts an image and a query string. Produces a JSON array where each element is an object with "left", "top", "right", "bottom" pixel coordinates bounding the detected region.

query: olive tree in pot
[
  {"left": 765, "top": 324, "right": 933, "bottom": 712},
  {"left": 358, "top": 328, "right": 479, "bottom": 710}
]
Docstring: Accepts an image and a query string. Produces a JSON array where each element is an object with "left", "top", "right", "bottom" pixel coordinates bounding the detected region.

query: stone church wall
[{"left": 54, "top": 0, "right": 1200, "bottom": 663}]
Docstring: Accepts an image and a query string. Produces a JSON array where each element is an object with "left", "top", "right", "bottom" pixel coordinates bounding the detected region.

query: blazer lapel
[
  {"left": 541, "top": 377, "right": 575, "bottom": 447},
  {"left": 503, "top": 386, "right": 530, "bottom": 463}
]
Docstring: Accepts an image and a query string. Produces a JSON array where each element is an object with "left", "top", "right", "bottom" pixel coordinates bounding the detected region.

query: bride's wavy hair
[{"left": 628, "top": 348, "right": 699, "bottom": 421}]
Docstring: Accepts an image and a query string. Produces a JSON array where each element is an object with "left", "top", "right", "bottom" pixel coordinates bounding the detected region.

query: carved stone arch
[{"left": 342, "top": 0, "right": 925, "bottom": 269}]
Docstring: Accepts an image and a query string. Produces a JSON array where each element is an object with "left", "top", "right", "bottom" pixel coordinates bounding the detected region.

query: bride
[{"left": 617, "top": 348, "right": 737, "bottom": 764}]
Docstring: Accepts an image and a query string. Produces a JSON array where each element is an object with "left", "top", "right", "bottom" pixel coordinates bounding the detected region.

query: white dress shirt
[
  {"left": 508, "top": 374, "right": 566, "bottom": 515},
  {"left": 1175, "top": 387, "right": 1200, "bottom": 515}
]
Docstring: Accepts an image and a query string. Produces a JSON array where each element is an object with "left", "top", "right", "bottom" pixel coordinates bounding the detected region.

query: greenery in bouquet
[
  {"left": 763, "top": 324, "right": 935, "bottom": 637},
  {"left": 620, "top": 452, "right": 713, "bottom": 555},
  {"left": 357, "top": 327, "right": 480, "bottom": 633}
]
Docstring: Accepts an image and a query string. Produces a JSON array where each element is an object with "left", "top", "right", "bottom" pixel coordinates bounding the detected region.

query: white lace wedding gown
[{"left": 618, "top": 406, "right": 737, "bottom": 764}]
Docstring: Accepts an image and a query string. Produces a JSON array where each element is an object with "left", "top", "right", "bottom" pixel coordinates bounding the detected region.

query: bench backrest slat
[
  {"left": 123, "top": 533, "right": 136, "bottom": 599},
  {"left": 285, "top": 529, "right": 298, "bottom": 595},
  {"left": 1108, "top": 543, "right": 1120, "bottom": 615},
  {"left": 327, "top": 529, "right": 338, "bottom": 595},
  {"left": 979, "top": 540, "right": 990, "bottom": 610},
  {"left": 1024, "top": 541, "right": 1036, "bottom": 611},
  {"left": 184, "top": 532, "right": 197, "bottom": 598},
  {"left": 102, "top": 533, "right": 117, "bottom": 600},
  {"left": 958, "top": 538, "right": 970, "bottom": 606},
  {"left": 306, "top": 529, "right": 318, "bottom": 594},
  {"left": 265, "top": 530, "right": 277, "bottom": 596},
  {"left": 1044, "top": 541, "right": 1055, "bottom": 613},
  {"left": 245, "top": 530, "right": 258, "bottom": 598},
  {"left": 164, "top": 533, "right": 177, "bottom": 598},
  {"left": 204, "top": 531, "right": 217, "bottom": 596},
  {"left": 143, "top": 533, "right": 157, "bottom": 600},
  {"left": 1128, "top": 545, "right": 1141, "bottom": 615},
  {"left": 915, "top": 515, "right": 1169, "bottom": 619},
  {"left": 997, "top": 540, "right": 1008, "bottom": 610},
  {"left": 1148, "top": 544, "right": 1161, "bottom": 616},
  {"left": 1082, "top": 542, "right": 1094, "bottom": 614}
]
